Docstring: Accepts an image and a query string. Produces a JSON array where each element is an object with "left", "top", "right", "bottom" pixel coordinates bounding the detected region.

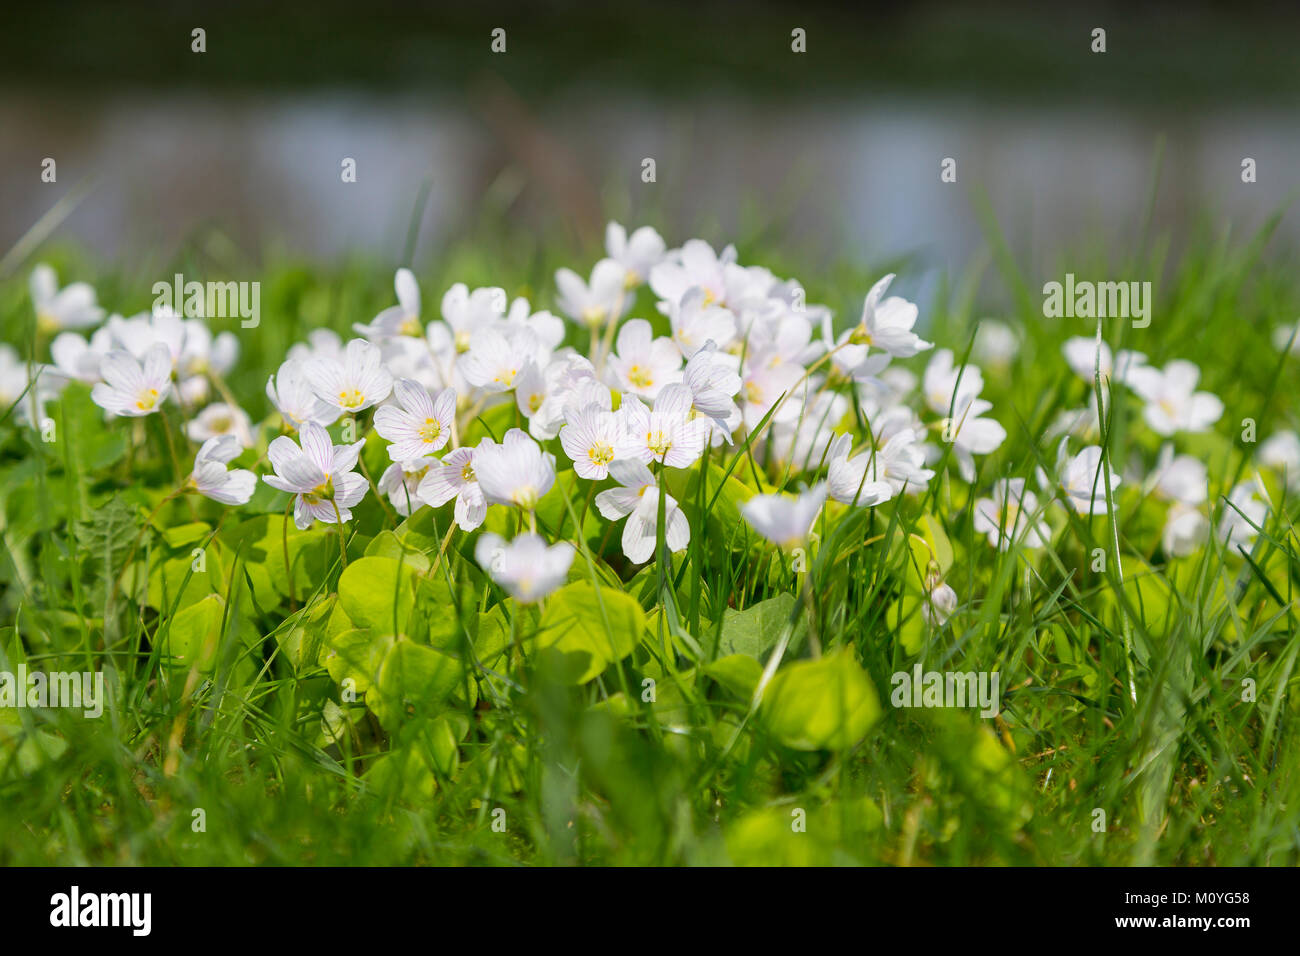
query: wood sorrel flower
[
  {"left": 90, "top": 343, "right": 173, "bottom": 417},
  {"left": 263, "top": 421, "right": 368, "bottom": 529}
]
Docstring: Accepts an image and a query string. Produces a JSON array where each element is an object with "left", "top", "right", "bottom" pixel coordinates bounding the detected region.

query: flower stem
[
  {"left": 283, "top": 499, "right": 297, "bottom": 610},
  {"left": 330, "top": 499, "right": 349, "bottom": 569}
]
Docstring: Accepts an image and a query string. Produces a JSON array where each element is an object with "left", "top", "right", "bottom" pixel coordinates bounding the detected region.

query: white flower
[
  {"left": 827, "top": 431, "right": 934, "bottom": 506},
  {"left": 1126, "top": 360, "right": 1223, "bottom": 436},
  {"left": 766, "top": 391, "right": 848, "bottom": 473},
  {"left": 418, "top": 446, "right": 487, "bottom": 531},
  {"left": 614, "top": 384, "right": 707, "bottom": 469},
  {"left": 973, "top": 478, "right": 1050, "bottom": 550},
  {"left": 1046, "top": 393, "right": 1103, "bottom": 444},
  {"left": 555, "top": 259, "right": 631, "bottom": 328},
  {"left": 1162, "top": 503, "right": 1209, "bottom": 557},
  {"left": 1272, "top": 323, "right": 1300, "bottom": 355},
  {"left": 106, "top": 308, "right": 185, "bottom": 367},
  {"left": 50, "top": 328, "right": 113, "bottom": 384},
  {"left": 1147, "top": 444, "right": 1208, "bottom": 506},
  {"left": 513, "top": 360, "right": 548, "bottom": 424},
  {"left": 474, "top": 533, "right": 574, "bottom": 604},
  {"left": 605, "top": 222, "right": 666, "bottom": 287},
  {"left": 504, "top": 296, "right": 566, "bottom": 353},
  {"left": 1259, "top": 430, "right": 1300, "bottom": 488},
  {"left": 177, "top": 319, "right": 239, "bottom": 382},
  {"left": 185, "top": 402, "right": 254, "bottom": 447},
  {"left": 458, "top": 327, "right": 539, "bottom": 393},
  {"left": 355, "top": 268, "right": 423, "bottom": 340},
  {"left": 972, "top": 320, "right": 1019, "bottom": 368},
  {"left": 594, "top": 459, "right": 690, "bottom": 564},
  {"left": 1218, "top": 481, "right": 1268, "bottom": 548},
  {"left": 1056, "top": 442, "right": 1121, "bottom": 515},
  {"left": 1061, "top": 337, "right": 1147, "bottom": 384},
  {"left": 31, "top": 264, "right": 104, "bottom": 333},
  {"left": 666, "top": 287, "right": 736, "bottom": 358},
  {"left": 941, "top": 396, "right": 1007, "bottom": 483},
  {"left": 681, "top": 341, "right": 742, "bottom": 441},
  {"left": 441, "top": 283, "right": 508, "bottom": 352},
  {"left": 373, "top": 379, "right": 456, "bottom": 462},
  {"left": 188, "top": 435, "right": 256, "bottom": 505},
  {"left": 848, "top": 273, "right": 932, "bottom": 358},
  {"left": 473, "top": 428, "right": 556, "bottom": 509},
  {"left": 90, "top": 344, "right": 173, "bottom": 417},
  {"left": 378, "top": 458, "right": 436, "bottom": 516},
  {"left": 306, "top": 338, "right": 393, "bottom": 415},
  {"left": 923, "top": 349, "right": 984, "bottom": 416},
  {"left": 649, "top": 239, "right": 734, "bottom": 309},
  {"left": 522, "top": 351, "right": 601, "bottom": 440},
  {"left": 288, "top": 329, "right": 345, "bottom": 364},
  {"left": 560, "top": 404, "right": 622, "bottom": 480},
  {"left": 605, "top": 318, "right": 683, "bottom": 400},
  {"left": 267, "top": 359, "right": 339, "bottom": 430},
  {"left": 741, "top": 484, "right": 827, "bottom": 549},
  {"left": 263, "top": 421, "right": 368, "bottom": 529},
  {"left": 746, "top": 305, "right": 822, "bottom": 369},
  {"left": 922, "top": 579, "right": 958, "bottom": 626},
  {"left": 738, "top": 360, "right": 805, "bottom": 430}
]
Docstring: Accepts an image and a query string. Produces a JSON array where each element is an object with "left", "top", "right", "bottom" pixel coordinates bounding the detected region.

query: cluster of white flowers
[{"left": 8, "top": 233, "right": 1291, "bottom": 612}]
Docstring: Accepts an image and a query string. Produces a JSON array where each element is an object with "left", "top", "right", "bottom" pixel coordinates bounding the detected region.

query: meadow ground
[{"left": 1, "top": 204, "right": 1298, "bottom": 867}]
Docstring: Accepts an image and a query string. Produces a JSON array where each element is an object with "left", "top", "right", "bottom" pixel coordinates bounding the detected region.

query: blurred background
[{"left": 1, "top": 0, "right": 1298, "bottom": 309}]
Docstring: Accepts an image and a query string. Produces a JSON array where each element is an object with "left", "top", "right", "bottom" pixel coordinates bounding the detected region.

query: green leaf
[
  {"left": 371, "top": 638, "right": 465, "bottom": 729},
  {"left": 55, "top": 382, "right": 128, "bottom": 471},
  {"left": 712, "top": 593, "right": 799, "bottom": 659},
  {"left": 161, "top": 593, "right": 229, "bottom": 672},
  {"left": 365, "top": 530, "right": 432, "bottom": 571},
  {"left": 160, "top": 521, "right": 212, "bottom": 549},
  {"left": 323, "top": 628, "right": 392, "bottom": 696},
  {"left": 760, "top": 649, "right": 881, "bottom": 750},
  {"left": 534, "top": 581, "right": 646, "bottom": 684},
  {"left": 275, "top": 593, "right": 348, "bottom": 672},
  {"left": 337, "top": 555, "right": 420, "bottom": 632},
  {"left": 219, "top": 514, "right": 332, "bottom": 602},
  {"left": 702, "top": 654, "right": 763, "bottom": 699}
]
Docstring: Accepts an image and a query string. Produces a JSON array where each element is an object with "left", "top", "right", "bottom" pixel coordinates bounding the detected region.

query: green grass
[{"left": 1, "top": 206, "right": 1298, "bottom": 867}]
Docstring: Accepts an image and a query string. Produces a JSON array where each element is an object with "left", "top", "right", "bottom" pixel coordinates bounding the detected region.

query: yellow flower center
[
  {"left": 587, "top": 442, "right": 614, "bottom": 465},
  {"left": 303, "top": 477, "right": 334, "bottom": 504},
  {"left": 528, "top": 393, "right": 544, "bottom": 413},
  {"left": 646, "top": 429, "right": 672, "bottom": 457},
  {"left": 337, "top": 388, "right": 365, "bottom": 408},
  {"left": 849, "top": 325, "right": 873, "bottom": 346},
  {"left": 460, "top": 462, "right": 476, "bottom": 483},
  {"left": 454, "top": 330, "right": 472, "bottom": 353},
  {"left": 399, "top": 315, "right": 422, "bottom": 336},
  {"left": 512, "top": 486, "right": 539, "bottom": 509},
  {"left": 493, "top": 368, "right": 518, "bottom": 388},
  {"left": 135, "top": 388, "right": 160, "bottom": 412},
  {"left": 418, "top": 417, "right": 443, "bottom": 443},
  {"left": 627, "top": 365, "right": 654, "bottom": 390}
]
